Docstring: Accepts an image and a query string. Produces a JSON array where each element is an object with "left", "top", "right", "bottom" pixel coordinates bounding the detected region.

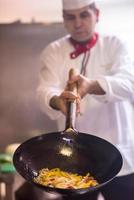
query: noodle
[{"left": 34, "top": 168, "right": 98, "bottom": 189}]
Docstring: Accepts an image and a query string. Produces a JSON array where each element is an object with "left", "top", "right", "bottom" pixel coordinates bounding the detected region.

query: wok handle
[{"left": 65, "top": 68, "right": 78, "bottom": 130}]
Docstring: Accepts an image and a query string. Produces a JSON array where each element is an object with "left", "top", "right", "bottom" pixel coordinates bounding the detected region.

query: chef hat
[{"left": 62, "top": 0, "right": 95, "bottom": 10}]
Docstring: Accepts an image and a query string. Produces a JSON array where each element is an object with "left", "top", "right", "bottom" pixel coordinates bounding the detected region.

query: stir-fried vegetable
[{"left": 34, "top": 168, "right": 98, "bottom": 189}]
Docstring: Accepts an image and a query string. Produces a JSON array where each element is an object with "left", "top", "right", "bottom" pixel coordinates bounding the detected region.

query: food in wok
[{"left": 34, "top": 168, "right": 98, "bottom": 189}]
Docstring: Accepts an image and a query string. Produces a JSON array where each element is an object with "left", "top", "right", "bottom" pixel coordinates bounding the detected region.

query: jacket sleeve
[
  {"left": 92, "top": 37, "right": 134, "bottom": 103},
  {"left": 37, "top": 44, "right": 64, "bottom": 120}
]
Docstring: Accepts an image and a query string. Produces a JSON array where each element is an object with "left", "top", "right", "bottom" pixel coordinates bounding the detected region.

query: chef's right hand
[{"left": 49, "top": 90, "right": 80, "bottom": 115}]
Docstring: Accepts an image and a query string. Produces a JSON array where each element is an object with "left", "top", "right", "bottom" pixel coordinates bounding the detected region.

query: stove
[{"left": 15, "top": 181, "right": 99, "bottom": 200}]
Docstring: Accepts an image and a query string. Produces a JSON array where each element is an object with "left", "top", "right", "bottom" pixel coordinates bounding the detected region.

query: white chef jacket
[{"left": 37, "top": 34, "right": 134, "bottom": 176}]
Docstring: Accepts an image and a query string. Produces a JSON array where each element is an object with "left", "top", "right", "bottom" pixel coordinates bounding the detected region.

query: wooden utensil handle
[
  {"left": 65, "top": 68, "right": 78, "bottom": 130},
  {"left": 68, "top": 68, "right": 78, "bottom": 95}
]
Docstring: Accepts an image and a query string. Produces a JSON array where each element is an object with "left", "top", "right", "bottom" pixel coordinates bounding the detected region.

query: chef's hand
[
  {"left": 68, "top": 74, "right": 105, "bottom": 98},
  {"left": 49, "top": 90, "right": 81, "bottom": 115},
  {"left": 49, "top": 74, "right": 105, "bottom": 115}
]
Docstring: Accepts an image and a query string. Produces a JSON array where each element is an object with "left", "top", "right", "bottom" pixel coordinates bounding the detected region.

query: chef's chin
[{"left": 73, "top": 33, "right": 92, "bottom": 43}]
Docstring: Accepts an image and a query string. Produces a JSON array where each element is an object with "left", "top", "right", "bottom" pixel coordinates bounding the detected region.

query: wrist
[{"left": 88, "top": 80, "right": 105, "bottom": 95}]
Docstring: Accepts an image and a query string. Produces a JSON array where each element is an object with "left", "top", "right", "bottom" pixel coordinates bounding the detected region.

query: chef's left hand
[{"left": 68, "top": 74, "right": 105, "bottom": 98}]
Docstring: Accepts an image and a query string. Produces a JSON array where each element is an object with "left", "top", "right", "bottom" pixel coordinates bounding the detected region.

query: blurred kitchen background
[{"left": 0, "top": 0, "right": 134, "bottom": 151}]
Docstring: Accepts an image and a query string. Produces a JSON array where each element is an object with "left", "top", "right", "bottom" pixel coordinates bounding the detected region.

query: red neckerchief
[{"left": 70, "top": 33, "right": 98, "bottom": 59}]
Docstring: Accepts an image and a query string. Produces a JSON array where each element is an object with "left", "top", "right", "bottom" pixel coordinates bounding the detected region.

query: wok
[{"left": 13, "top": 69, "right": 122, "bottom": 197}]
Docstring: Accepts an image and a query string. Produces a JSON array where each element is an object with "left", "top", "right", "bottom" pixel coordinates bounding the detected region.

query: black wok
[{"left": 13, "top": 69, "right": 122, "bottom": 197}]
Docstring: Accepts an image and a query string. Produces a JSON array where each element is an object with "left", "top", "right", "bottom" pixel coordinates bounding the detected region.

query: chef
[{"left": 37, "top": 0, "right": 134, "bottom": 199}]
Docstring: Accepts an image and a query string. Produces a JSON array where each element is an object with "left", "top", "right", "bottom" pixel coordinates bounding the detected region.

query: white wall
[{"left": 97, "top": 0, "right": 134, "bottom": 57}]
